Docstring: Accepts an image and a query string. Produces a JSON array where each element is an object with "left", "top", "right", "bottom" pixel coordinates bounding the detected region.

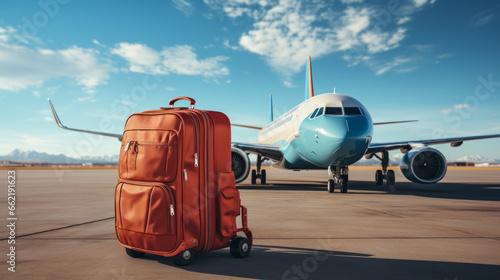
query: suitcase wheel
[
  {"left": 173, "top": 249, "right": 195, "bottom": 266},
  {"left": 230, "top": 237, "right": 251, "bottom": 258},
  {"left": 125, "top": 248, "right": 145, "bottom": 258}
]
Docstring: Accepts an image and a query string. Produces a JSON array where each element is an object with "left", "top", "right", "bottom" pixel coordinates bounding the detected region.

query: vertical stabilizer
[
  {"left": 304, "top": 56, "right": 314, "bottom": 100},
  {"left": 269, "top": 94, "right": 274, "bottom": 122}
]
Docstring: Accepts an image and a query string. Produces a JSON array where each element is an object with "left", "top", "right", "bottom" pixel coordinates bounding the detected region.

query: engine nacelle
[
  {"left": 231, "top": 147, "right": 251, "bottom": 183},
  {"left": 400, "top": 147, "right": 447, "bottom": 184}
]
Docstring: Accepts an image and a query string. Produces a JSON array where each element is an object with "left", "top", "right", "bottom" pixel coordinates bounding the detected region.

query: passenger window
[
  {"left": 325, "top": 107, "right": 343, "bottom": 115},
  {"left": 344, "top": 107, "right": 362, "bottom": 115},
  {"left": 310, "top": 108, "right": 319, "bottom": 119}
]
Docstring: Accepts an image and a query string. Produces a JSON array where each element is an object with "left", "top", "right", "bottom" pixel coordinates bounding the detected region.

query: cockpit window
[
  {"left": 310, "top": 108, "right": 319, "bottom": 119},
  {"left": 316, "top": 107, "right": 324, "bottom": 117},
  {"left": 325, "top": 107, "right": 343, "bottom": 115},
  {"left": 344, "top": 107, "right": 362, "bottom": 115}
]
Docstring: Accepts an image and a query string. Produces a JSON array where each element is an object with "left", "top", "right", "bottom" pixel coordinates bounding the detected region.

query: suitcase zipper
[
  {"left": 154, "top": 184, "right": 176, "bottom": 235},
  {"left": 183, "top": 169, "right": 188, "bottom": 181},
  {"left": 200, "top": 111, "right": 211, "bottom": 252},
  {"left": 187, "top": 114, "right": 199, "bottom": 167}
]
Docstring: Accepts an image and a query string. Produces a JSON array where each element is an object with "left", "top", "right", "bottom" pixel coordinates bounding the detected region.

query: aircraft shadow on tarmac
[
  {"left": 237, "top": 181, "right": 500, "bottom": 202},
  {"left": 138, "top": 244, "right": 500, "bottom": 280}
]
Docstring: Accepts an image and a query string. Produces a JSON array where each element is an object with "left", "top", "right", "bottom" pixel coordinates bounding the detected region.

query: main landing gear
[
  {"left": 251, "top": 155, "right": 267, "bottom": 185},
  {"left": 327, "top": 166, "right": 349, "bottom": 193},
  {"left": 373, "top": 151, "right": 395, "bottom": 186}
]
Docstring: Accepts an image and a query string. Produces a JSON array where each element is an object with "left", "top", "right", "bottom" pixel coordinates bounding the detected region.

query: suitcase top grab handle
[{"left": 167, "top": 96, "right": 196, "bottom": 109}]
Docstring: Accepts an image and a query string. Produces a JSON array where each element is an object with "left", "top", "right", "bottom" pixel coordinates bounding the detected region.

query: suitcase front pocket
[
  {"left": 119, "top": 131, "right": 178, "bottom": 182},
  {"left": 116, "top": 182, "right": 175, "bottom": 236},
  {"left": 216, "top": 172, "right": 240, "bottom": 237}
]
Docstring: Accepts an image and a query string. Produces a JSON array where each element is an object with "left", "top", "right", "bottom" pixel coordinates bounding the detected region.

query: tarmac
[{"left": 1, "top": 167, "right": 500, "bottom": 280}]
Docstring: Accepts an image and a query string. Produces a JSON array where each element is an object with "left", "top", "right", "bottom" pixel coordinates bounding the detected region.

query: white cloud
[
  {"left": 375, "top": 57, "right": 412, "bottom": 75},
  {"left": 340, "top": 0, "right": 363, "bottom": 3},
  {"left": 20, "top": 135, "right": 56, "bottom": 147},
  {"left": 112, "top": 43, "right": 229, "bottom": 78},
  {"left": 413, "top": 0, "right": 427, "bottom": 8},
  {"left": 360, "top": 27, "right": 406, "bottom": 53},
  {"left": 172, "top": 0, "right": 195, "bottom": 16},
  {"left": 397, "top": 17, "right": 411, "bottom": 25},
  {"left": 33, "top": 90, "right": 40, "bottom": 97},
  {"left": 92, "top": 39, "right": 106, "bottom": 48},
  {"left": 412, "top": 0, "right": 437, "bottom": 8},
  {"left": 205, "top": 0, "right": 270, "bottom": 19},
  {"left": 165, "top": 87, "right": 175, "bottom": 91},
  {"left": 470, "top": 4, "right": 500, "bottom": 27},
  {"left": 283, "top": 80, "right": 296, "bottom": 88},
  {"left": 74, "top": 96, "right": 96, "bottom": 103},
  {"left": 111, "top": 43, "right": 162, "bottom": 74},
  {"left": 238, "top": 0, "right": 340, "bottom": 75},
  {"left": 223, "top": 40, "right": 239, "bottom": 50},
  {"left": 209, "top": 1, "right": 417, "bottom": 77},
  {"left": 440, "top": 104, "right": 471, "bottom": 114},
  {"left": 0, "top": 26, "right": 112, "bottom": 92},
  {"left": 161, "top": 45, "right": 229, "bottom": 77},
  {"left": 205, "top": 1, "right": 438, "bottom": 77},
  {"left": 0, "top": 44, "right": 112, "bottom": 92}
]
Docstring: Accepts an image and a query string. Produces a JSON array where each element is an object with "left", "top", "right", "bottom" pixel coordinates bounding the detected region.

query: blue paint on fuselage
[{"left": 279, "top": 114, "right": 373, "bottom": 169}]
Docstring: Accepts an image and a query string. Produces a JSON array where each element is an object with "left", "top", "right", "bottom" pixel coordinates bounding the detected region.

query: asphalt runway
[{"left": 1, "top": 168, "right": 500, "bottom": 279}]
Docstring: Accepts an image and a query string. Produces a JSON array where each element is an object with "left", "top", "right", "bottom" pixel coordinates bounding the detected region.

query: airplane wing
[
  {"left": 231, "top": 124, "right": 264, "bottom": 130},
  {"left": 366, "top": 134, "right": 500, "bottom": 155},
  {"left": 48, "top": 99, "right": 123, "bottom": 141},
  {"left": 232, "top": 142, "right": 283, "bottom": 162},
  {"left": 373, "top": 120, "right": 418, "bottom": 125}
]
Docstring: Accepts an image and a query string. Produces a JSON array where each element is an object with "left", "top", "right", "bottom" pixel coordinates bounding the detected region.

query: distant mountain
[
  {"left": 456, "top": 155, "right": 500, "bottom": 163},
  {"left": 0, "top": 149, "right": 118, "bottom": 163}
]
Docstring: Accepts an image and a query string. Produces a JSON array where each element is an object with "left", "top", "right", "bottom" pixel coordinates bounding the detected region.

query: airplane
[{"left": 48, "top": 56, "right": 500, "bottom": 193}]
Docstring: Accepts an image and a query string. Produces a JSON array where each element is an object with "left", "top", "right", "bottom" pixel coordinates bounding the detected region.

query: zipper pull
[
  {"left": 194, "top": 153, "right": 198, "bottom": 167},
  {"left": 124, "top": 141, "right": 131, "bottom": 151},
  {"left": 170, "top": 204, "right": 175, "bottom": 216},
  {"left": 183, "top": 169, "right": 188, "bottom": 181}
]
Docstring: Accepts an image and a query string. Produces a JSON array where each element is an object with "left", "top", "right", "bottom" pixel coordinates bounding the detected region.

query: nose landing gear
[{"left": 327, "top": 165, "right": 349, "bottom": 193}]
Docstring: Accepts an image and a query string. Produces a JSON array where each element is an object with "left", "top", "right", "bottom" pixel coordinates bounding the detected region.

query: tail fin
[
  {"left": 269, "top": 94, "right": 274, "bottom": 122},
  {"left": 304, "top": 56, "right": 314, "bottom": 100}
]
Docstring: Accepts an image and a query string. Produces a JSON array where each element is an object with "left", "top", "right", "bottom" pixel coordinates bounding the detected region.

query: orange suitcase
[{"left": 114, "top": 96, "right": 252, "bottom": 265}]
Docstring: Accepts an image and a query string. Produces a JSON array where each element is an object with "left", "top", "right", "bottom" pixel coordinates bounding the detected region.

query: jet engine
[
  {"left": 400, "top": 147, "right": 447, "bottom": 184},
  {"left": 231, "top": 147, "right": 251, "bottom": 183}
]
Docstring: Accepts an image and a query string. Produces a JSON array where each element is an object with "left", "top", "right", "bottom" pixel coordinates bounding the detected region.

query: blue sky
[{"left": 0, "top": 0, "right": 499, "bottom": 161}]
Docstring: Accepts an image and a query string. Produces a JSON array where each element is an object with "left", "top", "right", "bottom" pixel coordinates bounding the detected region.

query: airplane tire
[
  {"left": 251, "top": 170, "right": 256, "bottom": 185},
  {"left": 375, "top": 170, "right": 383, "bottom": 185},
  {"left": 261, "top": 169, "right": 266, "bottom": 185},
  {"left": 387, "top": 170, "right": 395, "bottom": 185},
  {"left": 327, "top": 179, "right": 335, "bottom": 193},
  {"left": 340, "top": 175, "right": 348, "bottom": 193}
]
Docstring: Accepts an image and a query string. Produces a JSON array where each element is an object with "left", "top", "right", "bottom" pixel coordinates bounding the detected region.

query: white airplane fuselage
[{"left": 258, "top": 93, "right": 373, "bottom": 169}]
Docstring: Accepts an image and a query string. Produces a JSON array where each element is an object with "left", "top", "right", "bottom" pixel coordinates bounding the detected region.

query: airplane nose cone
[{"left": 298, "top": 115, "right": 372, "bottom": 167}]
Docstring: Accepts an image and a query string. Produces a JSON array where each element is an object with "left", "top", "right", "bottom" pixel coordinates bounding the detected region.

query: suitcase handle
[{"left": 168, "top": 96, "right": 196, "bottom": 109}]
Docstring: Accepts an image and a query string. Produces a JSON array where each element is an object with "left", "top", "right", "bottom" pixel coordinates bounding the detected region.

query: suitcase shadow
[{"left": 140, "top": 244, "right": 500, "bottom": 279}]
